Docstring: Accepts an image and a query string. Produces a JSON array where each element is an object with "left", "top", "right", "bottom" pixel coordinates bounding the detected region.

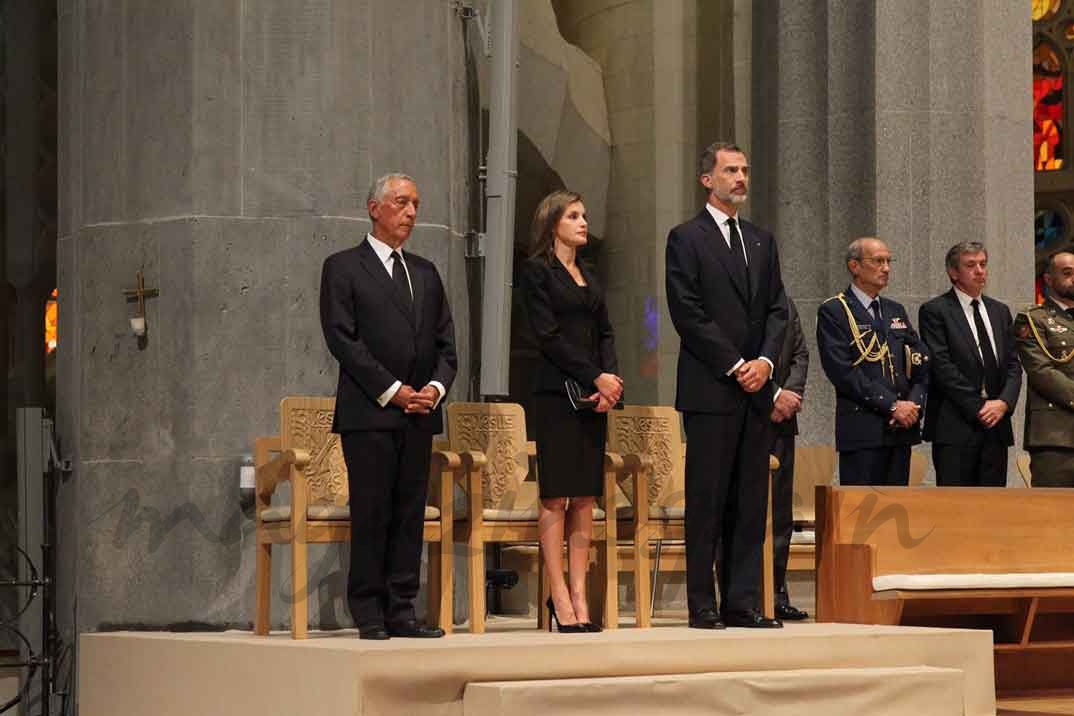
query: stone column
[
  {"left": 751, "top": 1, "right": 1033, "bottom": 471},
  {"left": 57, "top": 0, "right": 471, "bottom": 634}
]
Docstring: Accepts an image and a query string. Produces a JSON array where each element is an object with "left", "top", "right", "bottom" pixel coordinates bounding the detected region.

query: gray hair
[
  {"left": 944, "top": 241, "right": 987, "bottom": 271},
  {"left": 366, "top": 172, "right": 416, "bottom": 206},
  {"left": 698, "top": 141, "right": 745, "bottom": 176}
]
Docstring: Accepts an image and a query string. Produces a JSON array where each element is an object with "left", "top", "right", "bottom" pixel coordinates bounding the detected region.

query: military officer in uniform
[
  {"left": 817, "top": 237, "right": 930, "bottom": 486},
  {"left": 1014, "top": 250, "right": 1074, "bottom": 487}
]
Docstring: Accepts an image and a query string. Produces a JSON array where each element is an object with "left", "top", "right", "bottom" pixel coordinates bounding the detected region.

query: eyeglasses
[{"left": 860, "top": 257, "right": 895, "bottom": 267}]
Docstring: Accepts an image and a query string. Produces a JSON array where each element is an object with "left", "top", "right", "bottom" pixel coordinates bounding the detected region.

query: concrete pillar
[
  {"left": 751, "top": 1, "right": 1033, "bottom": 466},
  {"left": 57, "top": 0, "right": 471, "bottom": 633}
]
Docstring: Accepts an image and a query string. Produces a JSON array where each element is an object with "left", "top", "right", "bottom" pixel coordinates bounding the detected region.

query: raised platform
[{"left": 80, "top": 622, "right": 996, "bottom": 715}]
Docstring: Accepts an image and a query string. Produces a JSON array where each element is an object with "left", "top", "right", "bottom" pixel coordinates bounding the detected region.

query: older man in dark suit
[
  {"left": 919, "top": 242, "right": 1021, "bottom": 486},
  {"left": 320, "top": 173, "right": 457, "bottom": 640},
  {"left": 769, "top": 297, "right": 809, "bottom": 620},
  {"left": 666, "top": 141, "right": 788, "bottom": 630}
]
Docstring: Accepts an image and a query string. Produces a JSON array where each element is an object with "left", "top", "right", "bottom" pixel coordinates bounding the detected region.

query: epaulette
[
  {"left": 821, "top": 293, "right": 845, "bottom": 304},
  {"left": 1020, "top": 304, "right": 1045, "bottom": 315}
]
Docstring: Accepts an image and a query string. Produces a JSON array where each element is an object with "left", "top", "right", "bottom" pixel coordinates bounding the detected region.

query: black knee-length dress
[{"left": 521, "top": 256, "right": 618, "bottom": 499}]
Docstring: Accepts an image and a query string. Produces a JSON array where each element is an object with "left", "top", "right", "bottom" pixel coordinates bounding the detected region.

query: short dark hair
[
  {"left": 1046, "top": 249, "right": 1074, "bottom": 277},
  {"left": 698, "top": 142, "right": 745, "bottom": 176},
  {"left": 944, "top": 241, "right": 987, "bottom": 272}
]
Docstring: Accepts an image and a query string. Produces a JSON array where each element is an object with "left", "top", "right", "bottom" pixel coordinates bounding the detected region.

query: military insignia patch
[
  {"left": 889, "top": 317, "right": 907, "bottom": 330},
  {"left": 1052, "top": 324, "right": 1069, "bottom": 334},
  {"left": 910, "top": 352, "right": 923, "bottom": 366},
  {"left": 1015, "top": 322, "right": 1031, "bottom": 339}
]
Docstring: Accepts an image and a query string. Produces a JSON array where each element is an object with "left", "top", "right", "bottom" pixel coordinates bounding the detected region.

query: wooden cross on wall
[{"left": 122, "top": 270, "right": 159, "bottom": 318}]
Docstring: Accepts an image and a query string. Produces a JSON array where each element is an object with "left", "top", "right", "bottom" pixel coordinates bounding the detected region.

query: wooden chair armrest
[
  {"left": 456, "top": 450, "right": 488, "bottom": 525},
  {"left": 255, "top": 448, "right": 311, "bottom": 500},
  {"left": 769, "top": 454, "right": 780, "bottom": 472},
  {"left": 526, "top": 441, "right": 537, "bottom": 458},
  {"left": 254, "top": 436, "right": 281, "bottom": 468}
]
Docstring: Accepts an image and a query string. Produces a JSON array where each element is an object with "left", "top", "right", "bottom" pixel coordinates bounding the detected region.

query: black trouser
[
  {"left": 341, "top": 426, "right": 432, "bottom": 627},
  {"left": 933, "top": 439, "right": 1008, "bottom": 487},
  {"left": 839, "top": 445, "right": 911, "bottom": 486},
  {"left": 770, "top": 431, "right": 795, "bottom": 606},
  {"left": 683, "top": 406, "right": 772, "bottom": 615}
]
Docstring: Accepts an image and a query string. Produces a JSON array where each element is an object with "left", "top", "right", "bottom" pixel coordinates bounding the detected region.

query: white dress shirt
[
  {"left": 953, "top": 287, "right": 998, "bottom": 367},
  {"left": 366, "top": 233, "right": 446, "bottom": 409},
  {"left": 850, "top": 284, "right": 881, "bottom": 320}
]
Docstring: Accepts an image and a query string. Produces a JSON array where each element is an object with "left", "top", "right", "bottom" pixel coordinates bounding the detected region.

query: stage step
[
  {"left": 463, "top": 666, "right": 965, "bottom": 716},
  {"left": 0, "top": 668, "right": 20, "bottom": 712}
]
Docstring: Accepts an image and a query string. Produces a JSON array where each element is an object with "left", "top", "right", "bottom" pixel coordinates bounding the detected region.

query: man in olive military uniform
[
  {"left": 817, "top": 237, "right": 930, "bottom": 486},
  {"left": 1014, "top": 250, "right": 1074, "bottom": 487}
]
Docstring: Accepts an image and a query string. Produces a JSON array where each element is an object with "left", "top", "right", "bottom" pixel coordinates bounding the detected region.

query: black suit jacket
[
  {"left": 520, "top": 256, "right": 617, "bottom": 395},
  {"left": 666, "top": 209, "right": 788, "bottom": 414},
  {"left": 319, "top": 238, "right": 457, "bottom": 434},
  {"left": 918, "top": 289, "right": 1021, "bottom": 446},
  {"left": 773, "top": 298, "right": 809, "bottom": 436},
  {"left": 816, "top": 287, "right": 929, "bottom": 451}
]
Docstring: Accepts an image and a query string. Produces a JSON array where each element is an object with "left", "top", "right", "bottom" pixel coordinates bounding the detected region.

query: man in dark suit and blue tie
[
  {"left": 817, "top": 238, "right": 929, "bottom": 486},
  {"left": 319, "top": 173, "right": 457, "bottom": 639},
  {"left": 918, "top": 242, "right": 1021, "bottom": 486},
  {"left": 666, "top": 142, "right": 788, "bottom": 629}
]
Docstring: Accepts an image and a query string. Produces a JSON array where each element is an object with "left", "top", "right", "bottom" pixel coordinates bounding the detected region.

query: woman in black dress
[{"left": 521, "top": 190, "right": 623, "bottom": 632}]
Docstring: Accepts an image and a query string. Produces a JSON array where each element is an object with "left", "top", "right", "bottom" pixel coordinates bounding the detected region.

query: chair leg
[
  {"left": 651, "top": 539, "right": 663, "bottom": 619},
  {"left": 634, "top": 535, "right": 652, "bottom": 629},
  {"left": 537, "top": 546, "right": 550, "bottom": 631},
  {"left": 468, "top": 537, "right": 486, "bottom": 634},
  {"left": 291, "top": 536, "right": 309, "bottom": 640},
  {"left": 439, "top": 540, "right": 454, "bottom": 634},
  {"left": 426, "top": 544, "right": 442, "bottom": 631},
  {"left": 255, "top": 541, "right": 272, "bottom": 636},
  {"left": 603, "top": 536, "right": 618, "bottom": 630},
  {"left": 590, "top": 547, "right": 606, "bottom": 627}
]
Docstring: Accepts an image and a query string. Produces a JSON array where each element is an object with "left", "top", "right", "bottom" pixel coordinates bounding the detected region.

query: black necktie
[
  {"left": 869, "top": 300, "right": 884, "bottom": 332},
  {"left": 391, "top": 251, "right": 412, "bottom": 307},
  {"left": 726, "top": 218, "right": 749, "bottom": 294},
  {"left": 971, "top": 299, "right": 1000, "bottom": 397}
]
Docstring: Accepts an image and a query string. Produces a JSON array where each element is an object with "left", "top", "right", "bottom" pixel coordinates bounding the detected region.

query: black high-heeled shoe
[
  {"left": 581, "top": 621, "right": 602, "bottom": 632},
  {"left": 546, "top": 597, "right": 587, "bottom": 633}
]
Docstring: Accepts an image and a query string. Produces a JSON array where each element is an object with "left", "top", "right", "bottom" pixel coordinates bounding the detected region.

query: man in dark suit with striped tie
[
  {"left": 320, "top": 173, "right": 457, "bottom": 639},
  {"left": 918, "top": 242, "right": 1021, "bottom": 486}
]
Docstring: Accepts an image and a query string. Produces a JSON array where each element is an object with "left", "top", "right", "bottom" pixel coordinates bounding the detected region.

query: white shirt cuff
[
  {"left": 773, "top": 387, "right": 782, "bottom": 403},
  {"left": 429, "top": 381, "right": 447, "bottom": 409},
  {"left": 759, "top": 356, "right": 774, "bottom": 373},
  {"left": 377, "top": 380, "right": 402, "bottom": 408},
  {"left": 725, "top": 358, "right": 745, "bottom": 376}
]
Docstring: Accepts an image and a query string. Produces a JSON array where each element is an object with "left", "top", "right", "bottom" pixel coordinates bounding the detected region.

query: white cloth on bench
[{"left": 873, "top": 572, "right": 1074, "bottom": 592}]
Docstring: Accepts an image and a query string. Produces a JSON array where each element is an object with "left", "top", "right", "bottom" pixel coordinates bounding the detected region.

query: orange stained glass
[
  {"left": 1034, "top": 0, "right": 1063, "bottom": 22},
  {"left": 1065, "top": 20, "right": 1074, "bottom": 40},
  {"left": 45, "top": 288, "right": 57, "bottom": 353},
  {"left": 1034, "top": 41, "right": 1065, "bottom": 171}
]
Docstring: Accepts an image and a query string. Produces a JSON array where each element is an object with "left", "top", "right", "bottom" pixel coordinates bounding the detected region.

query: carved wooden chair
[
  {"left": 253, "top": 396, "right": 460, "bottom": 639},
  {"left": 609, "top": 405, "right": 777, "bottom": 627},
  {"left": 447, "top": 401, "right": 625, "bottom": 633}
]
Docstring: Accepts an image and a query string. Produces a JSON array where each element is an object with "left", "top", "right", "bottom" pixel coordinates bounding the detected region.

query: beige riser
[
  {"left": 464, "top": 666, "right": 965, "bottom": 716},
  {"left": 0, "top": 672, "right": 21, "bottom": 715}
]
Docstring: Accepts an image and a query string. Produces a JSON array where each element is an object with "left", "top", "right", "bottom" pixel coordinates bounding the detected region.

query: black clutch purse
[
  {"left": 565, "top": 379, "right": 598, "bottom": 411},
  {"left": 565, "top": 379, "right": 624, "bottom": 411}
]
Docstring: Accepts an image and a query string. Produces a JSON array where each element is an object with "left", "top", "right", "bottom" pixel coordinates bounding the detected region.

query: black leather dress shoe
[
  {"left": 775, "top": 603, "right": 809, "bottom": 621},
  {"left": 722, "top": 610, "right": 783, "bottom": 628},
  {"left": 688, "top": 608, "right": 726, "bottom": 629},
  {"left": 357, "top": 624, "right": 390, "bottom": 640},
  {"left": 386, "top": 619, "right": 445, "bottom": 638}
]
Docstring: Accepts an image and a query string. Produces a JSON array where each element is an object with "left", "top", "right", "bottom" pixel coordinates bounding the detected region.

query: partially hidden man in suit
[
  {"left": 666, "top": 142, "right": 788, "bottom": 630},
  {"left": 817, "top": 238, "right": 929, "bottom": 486},
  {"left": 769, "top": 297, "right": 808, "bottom": 621},
  {"left": 319, "top": 173, "right": 457, "bottom": 640},
  {"left": 1014, "top": 250, "right": 1074, "bottom": 487},
  {"left": 919, "top": 242, "right": 1021, "bottom": 486}
]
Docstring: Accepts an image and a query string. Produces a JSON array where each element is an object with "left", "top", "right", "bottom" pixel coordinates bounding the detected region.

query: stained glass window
[
  {"left": 1036, "top": 208, "right": 1068, "bottom": 302},
  {"left": 1034, "top": 39, "right": 1064, "bottom": 171},
  {"left": 45, "top": 288, "right": 57, "bottom": 353},
  {"left": 1034, "top": 0, "right": 1063, "bottom": 22}
]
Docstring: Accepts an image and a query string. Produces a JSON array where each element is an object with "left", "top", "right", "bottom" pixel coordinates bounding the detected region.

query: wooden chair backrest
[
  {"left": 793, "top": 445, "right": 836, "bottom": 523},
  {"left": 607, "top": 405, "right": 685, "bottom": 510},
  {"left": 820, "top": 486, "right": 1074, "bottom": 575},
  {"left": 1017, "top": 452, "right": 1032, "bottom": 488},
  {"left": 446, "top": 402, "right": 532, "bottom": 512},
  {"left": 279, "top": 396, "right": 348, "bottom": 507}
]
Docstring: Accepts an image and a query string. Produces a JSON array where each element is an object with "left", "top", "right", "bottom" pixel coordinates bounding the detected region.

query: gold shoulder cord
[
  {"left": 834, "top": 293, "right": 895, "bottom": 379},
  {"left": 1025, "top": 312, "right": 1074, "bottom": 364}
]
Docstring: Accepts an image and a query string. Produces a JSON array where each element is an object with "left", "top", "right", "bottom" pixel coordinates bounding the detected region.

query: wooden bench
[{"left": 816, "top": 485, "right": 1074, "bottom": 694}]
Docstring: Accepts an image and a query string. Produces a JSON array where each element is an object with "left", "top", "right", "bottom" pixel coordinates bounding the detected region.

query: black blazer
[
  {"left": 520, "top": 256, "right": 617, "bottom": 395},
  {"left": 773, "top": 297, "right": 809, "bottom": 436},
  {"left": 665, "top": 209, "right": 788, "bottom": 414},
  {"left": 319, "top": 238, "right": 457, "bottom": 434},
  {"left": 816, "top": 287, "right": 929, "bottom": 451},
  {"left": 918, "top": 289, "right": 1021, "bottom": 446}
]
